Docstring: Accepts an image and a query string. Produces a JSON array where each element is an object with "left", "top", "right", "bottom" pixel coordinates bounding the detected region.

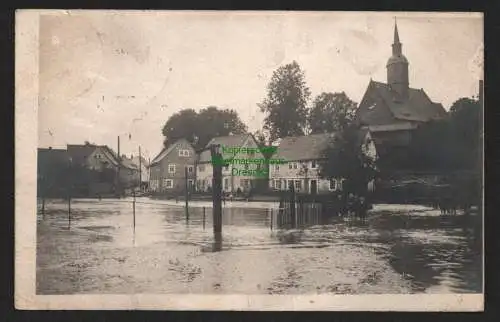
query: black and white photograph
[{"left": 15, "top": 10, "right": 483, "bottom": 310}]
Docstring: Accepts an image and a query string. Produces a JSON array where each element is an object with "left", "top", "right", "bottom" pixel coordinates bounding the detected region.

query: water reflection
[{"left": 36, "top": 199, "right": 482, "bottom": 294}]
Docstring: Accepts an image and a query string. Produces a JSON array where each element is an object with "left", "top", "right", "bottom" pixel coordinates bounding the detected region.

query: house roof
[
  {"left": 198, "top": 133, "right": 251, "bottom": 163},
  {"left": 67, "top": 144, "right": 121, "bottom": 167},
  {"left": 273, "top": 133, "right": 338, "bottom": 162},
  {"left": 38, "top": 148, "right": 71, "bottom": 171},
  {"left": 150, "top": 138, "right": 193, "bottom": 166},
  {"left": 360, "top": 80, "right": 447, "bottom": 124},
  {"left": 120, "top": 158, "right": 138, "bottom": 170}
]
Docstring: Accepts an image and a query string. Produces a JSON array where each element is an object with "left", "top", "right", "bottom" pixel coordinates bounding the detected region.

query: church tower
[{"left": 386, "top": 20, "right": 409, "bottom": 100}]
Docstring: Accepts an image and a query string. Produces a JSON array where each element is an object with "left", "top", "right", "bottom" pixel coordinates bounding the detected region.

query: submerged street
[{"left": 36, "top": 198, "right": 482, "bottom": 295}]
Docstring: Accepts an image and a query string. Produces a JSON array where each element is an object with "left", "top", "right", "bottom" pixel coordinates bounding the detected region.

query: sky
[{"left": 38, "top": 11, "right": 483, "bottom": 160}]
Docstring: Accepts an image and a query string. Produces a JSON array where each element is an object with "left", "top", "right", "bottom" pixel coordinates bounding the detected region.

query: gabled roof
[
  {"left": 273, "top": 133, "right": 338, "bottom": 162},
  {"left": 198, "top": 133, "right": 252, "bottom": 163},
  {"left": 360, "top": 80, "right": 447, "bottom": 124},
  {"left": 67, "top": 144, "right": 121, "bottom": 167},
  {"left": 120, "top": 158, "right": 138, "bottom": 170},
  {"left": 150, "top": 138, "right": 194, "bottom": 166}
]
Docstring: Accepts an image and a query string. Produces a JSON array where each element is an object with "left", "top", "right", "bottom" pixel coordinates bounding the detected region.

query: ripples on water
[{"left": 36, "top": 198, "right": 482, "bottom": 295}]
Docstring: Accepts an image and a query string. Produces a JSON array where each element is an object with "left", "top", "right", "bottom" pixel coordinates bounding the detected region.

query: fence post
[
  {"left": 185, "top": 166, "right": 189, "bottom": 223},
  {"left": 133, "top": 190, "right": 136, "bottom": 234},
  {"left": 41, "top": 197, "right": 45, "bottom": 217},
  {"left": 270, "top": 208, "right": 273, "bottom": 231},
  {"left": 68, "top": 195, "right": 71, "bottom": 229},
  {"left": 203, "top": 206, "right": 206, "bottom": 230}
]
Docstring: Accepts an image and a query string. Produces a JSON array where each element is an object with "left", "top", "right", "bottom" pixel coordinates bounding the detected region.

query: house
[
  {"left": 66, "top": 143, "right": 123, "bottom": 196},
  {"left": 196, "top": 133, "right": 268, "bottom": 194},
  {"left": 119, "top": 156, "right": 140, "bottom": 189},
  {"left": 37, "top": 147, "right": 71, "bottom": 197},
  {"left": 354, "top": 21, "right": 447, "bottom": 159},
  {"left": 269, "top": 130, "right": 377, "bottom": 194},
  {"left": 67, "top": 143, "right": 121, "bottom": 171},
  {"left": 149, "top": 139, "right": 197, "bottom": 194},
  {"left": 130, "top": 155, "right": 149, "bottom": 191}
]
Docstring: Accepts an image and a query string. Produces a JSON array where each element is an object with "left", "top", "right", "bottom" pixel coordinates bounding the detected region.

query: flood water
[{"left": 36, "top": 198, "right": 482, "bottom": 295}]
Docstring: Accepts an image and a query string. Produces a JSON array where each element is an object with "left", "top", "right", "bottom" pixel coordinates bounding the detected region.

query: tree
[
  {"left": 161, "top": 109, "right": 199, "bottom": 148},
  {"left": 448, "top": 97, "right": 481, "bottom": 169},
  {"left": 308, "top": 92, "right": 358, "bottom": 134},
  {"left": 161, "top": 106, "right": 248, "bottom": 150},
  {"left": 258, "top": 61, "right": 311, "bottom": 142},
  {"left": 319, "top": 124, "right": 377, "bottom": 198},
  {"left": 196, "top": 106, "right": 247, "bottom": 149}
]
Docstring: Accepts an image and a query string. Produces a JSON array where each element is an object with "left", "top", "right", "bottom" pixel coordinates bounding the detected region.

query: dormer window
[{"left": 179, "top": 149, "right": 190, "bottom": 157}]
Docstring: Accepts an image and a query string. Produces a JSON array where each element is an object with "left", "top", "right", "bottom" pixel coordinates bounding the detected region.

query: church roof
[{"left": 360, "top": 80, "right": 447, "bottom": 124}]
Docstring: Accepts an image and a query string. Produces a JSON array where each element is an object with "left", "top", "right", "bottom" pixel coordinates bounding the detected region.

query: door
[{"left": 310, "top": 180, "right": 318, "bottom": 195}]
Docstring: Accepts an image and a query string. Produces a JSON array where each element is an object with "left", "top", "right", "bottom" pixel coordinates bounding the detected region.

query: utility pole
[
  {"left": 117, "top": 135, "right": 121, "bottom": 197},
  {"left": 185, "top": 166, "right": 189, "bottom": 222},
  {"left": 139, "top": 146, "right": 142, "bottom": 192}
]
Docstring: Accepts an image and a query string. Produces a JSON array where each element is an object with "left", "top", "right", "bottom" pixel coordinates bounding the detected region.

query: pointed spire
[{"left": 394, "top": 17, "right": 400, "bottom": 44}]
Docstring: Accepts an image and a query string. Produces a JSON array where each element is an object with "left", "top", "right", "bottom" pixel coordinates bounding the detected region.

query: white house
[
  {"left": 269, "top": 129, "right": 377, "bottom": 194},
  {"left": 196, "top": 133, "right": 268, "bottom": 194}
]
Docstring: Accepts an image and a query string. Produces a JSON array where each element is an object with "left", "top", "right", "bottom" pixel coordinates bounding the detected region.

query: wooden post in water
[
  {"left": 270, "top": 208, "right": 273, "bottom": 231},
  {"left": 68, "top": 195, "right": 71, "bottom": 228},
  {"left": 210, "top": 145, "right": 223, "bottom": 235},
  {"left": 203, "top": 206, "right": 206, "bottom": 230},
  {"left": 290, "top": 185, "right": 296, "bottom": 229},
  {"left": 185, "top": 166, "right": 189, "bottom": 223},
  {"left": 133, "top": 189, "right": 136, "bottom": 234}
]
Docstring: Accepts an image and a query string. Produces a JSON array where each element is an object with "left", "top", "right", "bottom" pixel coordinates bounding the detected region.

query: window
[
  {"left": 241, "top": 179, "right": 250, "bottom": 189},
  {"left": 292, "top": 162, "right": 298, "bottom": 169},
  {"left": 187, "top": 166, "right": 194, "bottom": 173},
  {"left": 275, "top": 165, "right": 280, "bottom": 172},
  {"left": 275, "top": 180, "right": 282, "bottom": 190},
  {"left": 188, "top": 179, "right": 194, "bottom": 189},
  {"left": 329, "top": 179, "right": 337, "bottom": 191},
  {"left": 179, "top": 149, "right": 190, "bottom": 157},
  {"left": 289, "top": 163, "right": 292, "bottom": 170},
  {"left": 168, "top": 164, "right": 176, "bottom": 174},
  {"left": 311, "top": 160, "right": 317, "bottom": 169},
  {"left": 295, "top": 180, "right": 302, "bottom": 191},
  {"left": 224, "top": 178, "right": 229, "bottom": 190},
  {"left": 287, "top": 180, "right": 294, "bottom": 190},
  {"left": 165, "top": 179, "right": 173, "bottom": 188}
]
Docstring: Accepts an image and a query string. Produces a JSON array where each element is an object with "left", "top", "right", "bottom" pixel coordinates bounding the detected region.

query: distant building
[
  {"left": 66, "top": 142, "right": 122, "bottom": 196},
  {"left": 67, "top": 142, "right": 121, "bottom": 171},
  {"left": 196, "top": 133, "right": 267, "bottom": 194},
  {"left": 269, "top": 130, "right": 377, "bottom": 194},
  {"left": 149, "top": 139, "right": 197, "bottom": 194},
  {"left": 119, "top": 156, "right": 140, "bottom": 189},
  {"left": 37, "top": 147, "right": 71, "bottom": 197},
  {"left": 355, "top": 21, "right": 447, "bottom": 159}
]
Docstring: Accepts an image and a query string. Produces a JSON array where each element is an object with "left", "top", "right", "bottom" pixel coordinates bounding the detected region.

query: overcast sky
[{"left": 38, "top": 11, "right": 483, "bottom": 160}]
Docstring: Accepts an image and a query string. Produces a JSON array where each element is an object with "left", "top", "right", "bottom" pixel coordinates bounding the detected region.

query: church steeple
[
  {"left": 392, "top": 19, "right": 402, "bottom": 56},
  {"left": 387, "top": 18, "right": 409, "bottom": 100}
]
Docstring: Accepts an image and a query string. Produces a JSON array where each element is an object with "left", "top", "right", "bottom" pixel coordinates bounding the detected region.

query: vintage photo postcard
[{"left": 15, "top": 10, "right": 484, "bottom": 310}]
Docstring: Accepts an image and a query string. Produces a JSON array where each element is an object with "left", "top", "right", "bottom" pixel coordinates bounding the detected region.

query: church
[{"left": 355, "top": 21, "right": 447, "bottom": 160}]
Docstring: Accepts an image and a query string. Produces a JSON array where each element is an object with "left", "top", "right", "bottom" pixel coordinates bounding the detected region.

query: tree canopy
[
  {"left": 161, "top": 106, "right": 248, "bottom": 150},
  {"left": 258, "top": 61, "right": 311, "bottom": 141},
  {"left": 308, "top": 92, "right": 358, "bottom": 134},
  {"left": 319, "top": 124, "right": 377, "bottom": 197}
]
